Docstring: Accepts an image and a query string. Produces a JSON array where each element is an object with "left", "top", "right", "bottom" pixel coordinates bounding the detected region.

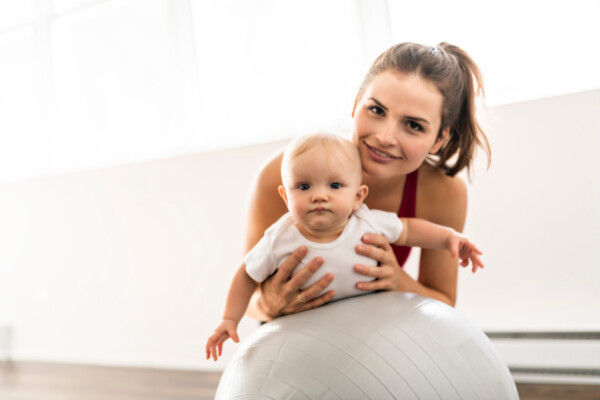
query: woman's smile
[{"left": 364, "top": 141, "right": 402, "bottom": 161}]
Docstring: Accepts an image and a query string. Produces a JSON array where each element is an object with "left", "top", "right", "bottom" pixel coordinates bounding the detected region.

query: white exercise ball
[{"left": 215, "top": 292, "right": 518, "bottom": 399}]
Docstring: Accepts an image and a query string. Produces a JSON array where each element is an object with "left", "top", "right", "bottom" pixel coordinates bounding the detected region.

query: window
[{"left": 1, "top": 0, "right": 598, "bottom": 183}]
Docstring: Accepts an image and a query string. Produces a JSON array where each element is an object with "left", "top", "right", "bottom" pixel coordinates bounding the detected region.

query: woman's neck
[
  {"left": 362, "top": 173, "right": 406, "bottom": 194},
  {"left": 362, "top": 172, "right": 407, "bottom": 211}
]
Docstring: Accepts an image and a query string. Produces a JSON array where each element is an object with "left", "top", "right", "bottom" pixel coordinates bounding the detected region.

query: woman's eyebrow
[
  {"left": 369, "top": 97, "right": 387, "bottom": 111},
  {"left": 406, "top": 116, "right": 431, "bottom": 126},
  {"left": 369, "top": 97, "right": 431, "bottom": 125}
]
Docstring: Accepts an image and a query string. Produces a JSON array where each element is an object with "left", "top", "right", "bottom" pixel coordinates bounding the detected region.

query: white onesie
[{"left": 244, "top": 204, "right": 404, "bottom": 301}]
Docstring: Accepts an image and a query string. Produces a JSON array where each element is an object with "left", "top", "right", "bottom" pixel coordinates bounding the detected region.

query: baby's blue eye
[
  {"left": 298, "top": 183, "right": 310, "bottom": 191},
  {"left": 330, "top": 183, "right": 341, "bottom": 189}
]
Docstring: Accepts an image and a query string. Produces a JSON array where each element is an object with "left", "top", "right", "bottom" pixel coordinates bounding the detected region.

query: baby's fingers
[
  {"left": 205, "top": 332, "right": 227, "bottom": 361},
  {"left": 205, "top": 336, "right": 217, "bottom": 360},
  {"left": 226, "top": 327, "right": 240, "bottom": 343},
  {"left": 206, "top": 341, "right": 219, "bottom": 361},
  {"left": 470, "top": 253, "right": 485, "bottom": 273},
  {"left": 217, "top": 341, "right": 224, "bottom": 359}
]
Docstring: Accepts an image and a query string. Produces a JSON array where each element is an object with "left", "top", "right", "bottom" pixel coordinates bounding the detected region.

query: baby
[{"left": 206, "top": 132, "right": 483, "bottom": 361}]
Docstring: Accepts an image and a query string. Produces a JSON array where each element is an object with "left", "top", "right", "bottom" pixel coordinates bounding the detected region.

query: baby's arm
[
  {"left": 206, "top": 264, "right": 258, "bottom": 361},
  {"left": 394, "top": 218, "right": 484, "bottom": 273}
]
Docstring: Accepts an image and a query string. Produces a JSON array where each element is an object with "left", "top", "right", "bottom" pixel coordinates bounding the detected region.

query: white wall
[
  {"left": 459, "top": 89, "right": 600, "bottom": 331},
  {"left": 0, "top": 140, "right": 288, "bottom": 370},
  {"left": 1, "top": 90, "right": 599, "bottom": 371}
]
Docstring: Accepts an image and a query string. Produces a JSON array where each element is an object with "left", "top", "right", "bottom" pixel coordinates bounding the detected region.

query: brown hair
[{"left": 358, "top": 42, "right": 491, "bottom": 176}]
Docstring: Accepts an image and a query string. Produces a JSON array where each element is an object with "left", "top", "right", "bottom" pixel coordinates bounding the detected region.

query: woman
[{"left": 244, "top": 42, "right": 490, "bottom": 321}]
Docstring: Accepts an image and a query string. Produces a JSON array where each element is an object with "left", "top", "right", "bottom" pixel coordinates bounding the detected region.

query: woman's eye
[
  {"left": 368, "top": 105, "right": 384, "bottom": 116},
  {"left": 407, "top": 120, "right": 423, "bottom": 132},
  {"left": 298, "top": 183, "right": 310, "bottom": 191},
  {"left": 330, "top": 183, "right": 341, "bottom": 189}
]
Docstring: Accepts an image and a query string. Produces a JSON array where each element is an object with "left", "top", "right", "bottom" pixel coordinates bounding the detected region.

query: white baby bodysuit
[{"left": 244, "top": 204, "right": 404, "bottom": 301}]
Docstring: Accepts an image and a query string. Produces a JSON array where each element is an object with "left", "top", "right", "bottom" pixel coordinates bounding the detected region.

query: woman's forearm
[
  {"left": 414, "top": 248, "right": 458, "bottom": 307},
  {"left": 245, "top": 288, "right": 273, "bottom": 322},
  {"left": 404, "top": 278, "right": 454, "bottom": 306}
]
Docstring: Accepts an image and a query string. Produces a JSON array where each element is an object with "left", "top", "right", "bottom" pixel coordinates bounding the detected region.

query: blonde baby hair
[{"left": 281, "top": 132, "right": 362, "bottom": 186}]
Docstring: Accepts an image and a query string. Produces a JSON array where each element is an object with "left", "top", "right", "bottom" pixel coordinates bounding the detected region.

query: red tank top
[{"left": 391, "top": 170, "right": 418, "bottom": 267}]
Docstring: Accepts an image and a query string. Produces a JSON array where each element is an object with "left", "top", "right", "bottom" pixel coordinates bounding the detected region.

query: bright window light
[
  {"left": 0, "top": 0, "right": 598, "bottom": 183},
  {"left": 387, "top": 0, "right": 600, "bottom": 105}
]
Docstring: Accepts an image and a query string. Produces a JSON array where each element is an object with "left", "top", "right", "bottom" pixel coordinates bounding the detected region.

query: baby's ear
[
  {"left": 278, "top": 185, "right": 289, "bottom": 206},
  {"left": 354, "top": 184, "right": 369, "bottom": 210}
]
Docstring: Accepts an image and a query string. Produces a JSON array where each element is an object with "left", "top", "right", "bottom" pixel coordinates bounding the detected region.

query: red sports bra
[{"left": 391, "top": 170, "right": 418, "bottom": 267}]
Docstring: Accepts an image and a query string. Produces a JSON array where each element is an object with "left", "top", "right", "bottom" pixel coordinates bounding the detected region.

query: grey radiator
[{"left": 486, "top": 331, "right": 600, "bottom": 384}]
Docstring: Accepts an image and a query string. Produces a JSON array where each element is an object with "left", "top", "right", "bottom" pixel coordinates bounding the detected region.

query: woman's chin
[
  {"left": 362, "top": 158, "right": 418, "bottom": 180},
  {"left": 362, "top": 162, "right": 398, "bottom": 179}
]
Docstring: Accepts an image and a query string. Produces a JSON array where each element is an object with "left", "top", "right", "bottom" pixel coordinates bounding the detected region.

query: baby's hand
[
  {"left": 205, "top": 319, "right": 239, "bottom": 361},
  {"left": 447, "top": 233, "right": 484, "bottom": 273}
]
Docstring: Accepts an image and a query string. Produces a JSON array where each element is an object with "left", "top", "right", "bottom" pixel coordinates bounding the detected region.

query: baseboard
[{"left": 486, "top": 331, "right": 600, "bottom": 385}]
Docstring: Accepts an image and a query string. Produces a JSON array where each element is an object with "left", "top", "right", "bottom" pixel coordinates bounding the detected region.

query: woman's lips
[{"left": 364, "top": 142, "right": 402, "bottom": 160}]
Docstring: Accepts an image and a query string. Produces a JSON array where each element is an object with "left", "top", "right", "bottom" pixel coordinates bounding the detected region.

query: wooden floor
[
  {"left": 1, "top": 361, "right": 600, "bottom": 399},
  {"left": 0, "top": 362, "right": 221, "bottom": 400}
]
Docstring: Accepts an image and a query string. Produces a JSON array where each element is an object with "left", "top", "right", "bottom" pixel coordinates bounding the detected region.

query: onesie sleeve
[
  {"left": 356, "top": 204, "right": 404, "bottom": 243},
  {"left": 244, "top": 233, "right": 278, "bottom": 283}
]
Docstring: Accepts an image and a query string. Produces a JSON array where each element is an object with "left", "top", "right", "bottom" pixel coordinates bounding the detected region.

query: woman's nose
[{"left": 376, "top": 121, "right": 399, "bottom": 146}]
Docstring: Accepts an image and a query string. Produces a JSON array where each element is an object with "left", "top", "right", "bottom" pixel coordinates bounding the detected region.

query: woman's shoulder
[
  {"left": 256, "top": 150, "right": 283, "bottom": 187},
  {"left": 245, "top": 148, "right": 288, "bottom": 251},
  {"left": 417, "top": 164, "right": 467, "bottom": 230},
  {"left": 250, "top": 149, "right": 286, "bottom": 210}
]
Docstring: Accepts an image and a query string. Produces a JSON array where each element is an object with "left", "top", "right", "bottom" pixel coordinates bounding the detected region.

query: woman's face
[{"left": 352, "top": 70, "right": 448, "bottom": 179}]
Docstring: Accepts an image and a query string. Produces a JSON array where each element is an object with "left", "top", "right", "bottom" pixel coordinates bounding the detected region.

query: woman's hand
[
  {"left": 255, "top": 246, "right": 335, "bottom": 320},
  {"left": 353, "top": 234, "right": 417, "bottom": 292}
]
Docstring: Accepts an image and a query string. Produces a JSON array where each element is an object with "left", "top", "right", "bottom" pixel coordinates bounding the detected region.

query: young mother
[{"left": 245, "top": 42, "right": 490, "bottom": 321}]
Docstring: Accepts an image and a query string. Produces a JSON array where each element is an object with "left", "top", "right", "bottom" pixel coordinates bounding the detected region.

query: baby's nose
[{"left": 311, "top": 190, "right": 327, "bottom": 202}]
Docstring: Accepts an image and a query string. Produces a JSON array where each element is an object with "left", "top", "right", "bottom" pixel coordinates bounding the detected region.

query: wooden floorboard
[
  {"left": 515, "top": 382, "right": 600, "bottom": 400},
  {"left": 0, "top": 362, "right": 221, "bottom": 400},
  {"left": 2, "top": 361, "right": 600, "bottom": 399}
]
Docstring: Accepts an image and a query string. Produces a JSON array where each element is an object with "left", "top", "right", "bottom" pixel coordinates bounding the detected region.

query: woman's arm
[
  {"left": 243, "top": 152, "right": 335, "bottom": 321},
  {"left": 353, "top": 166, "right": 468, "bottom": 306},
  {"left": 416, "top": 166, "right": 469, "bottom": 306}
]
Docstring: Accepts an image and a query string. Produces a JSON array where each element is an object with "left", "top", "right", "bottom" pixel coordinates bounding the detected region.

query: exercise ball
[{"left": 215, "top": 292, "right": 518, "bottom": 399}]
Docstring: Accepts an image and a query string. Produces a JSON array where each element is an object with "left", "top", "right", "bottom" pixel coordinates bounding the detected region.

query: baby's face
[{"left": 281, "top": 148, "right": 363, "bottom": 235}]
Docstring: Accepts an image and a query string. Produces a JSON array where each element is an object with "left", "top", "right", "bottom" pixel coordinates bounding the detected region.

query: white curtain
[
  {"left": 0, "top": 0, "right": 392, "bottom": 183},
  {"left": 1, "top": 0, "right": 598, "bottom": 183}
]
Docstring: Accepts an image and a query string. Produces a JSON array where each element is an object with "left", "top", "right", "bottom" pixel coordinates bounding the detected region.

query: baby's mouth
[{"left": 365, "top": 142, "right": 402, "bottom": 159}]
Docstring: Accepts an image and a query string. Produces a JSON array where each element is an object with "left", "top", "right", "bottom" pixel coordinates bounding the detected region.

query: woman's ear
[
  {"left": 278, "top": 185, "right": 288, "bottom": 206},
  {"left": 430, "top": 126, "right": 450, "bottom": 154},
  {"left": 353, "top": 184, "right": 369, "bottom": 210}
]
